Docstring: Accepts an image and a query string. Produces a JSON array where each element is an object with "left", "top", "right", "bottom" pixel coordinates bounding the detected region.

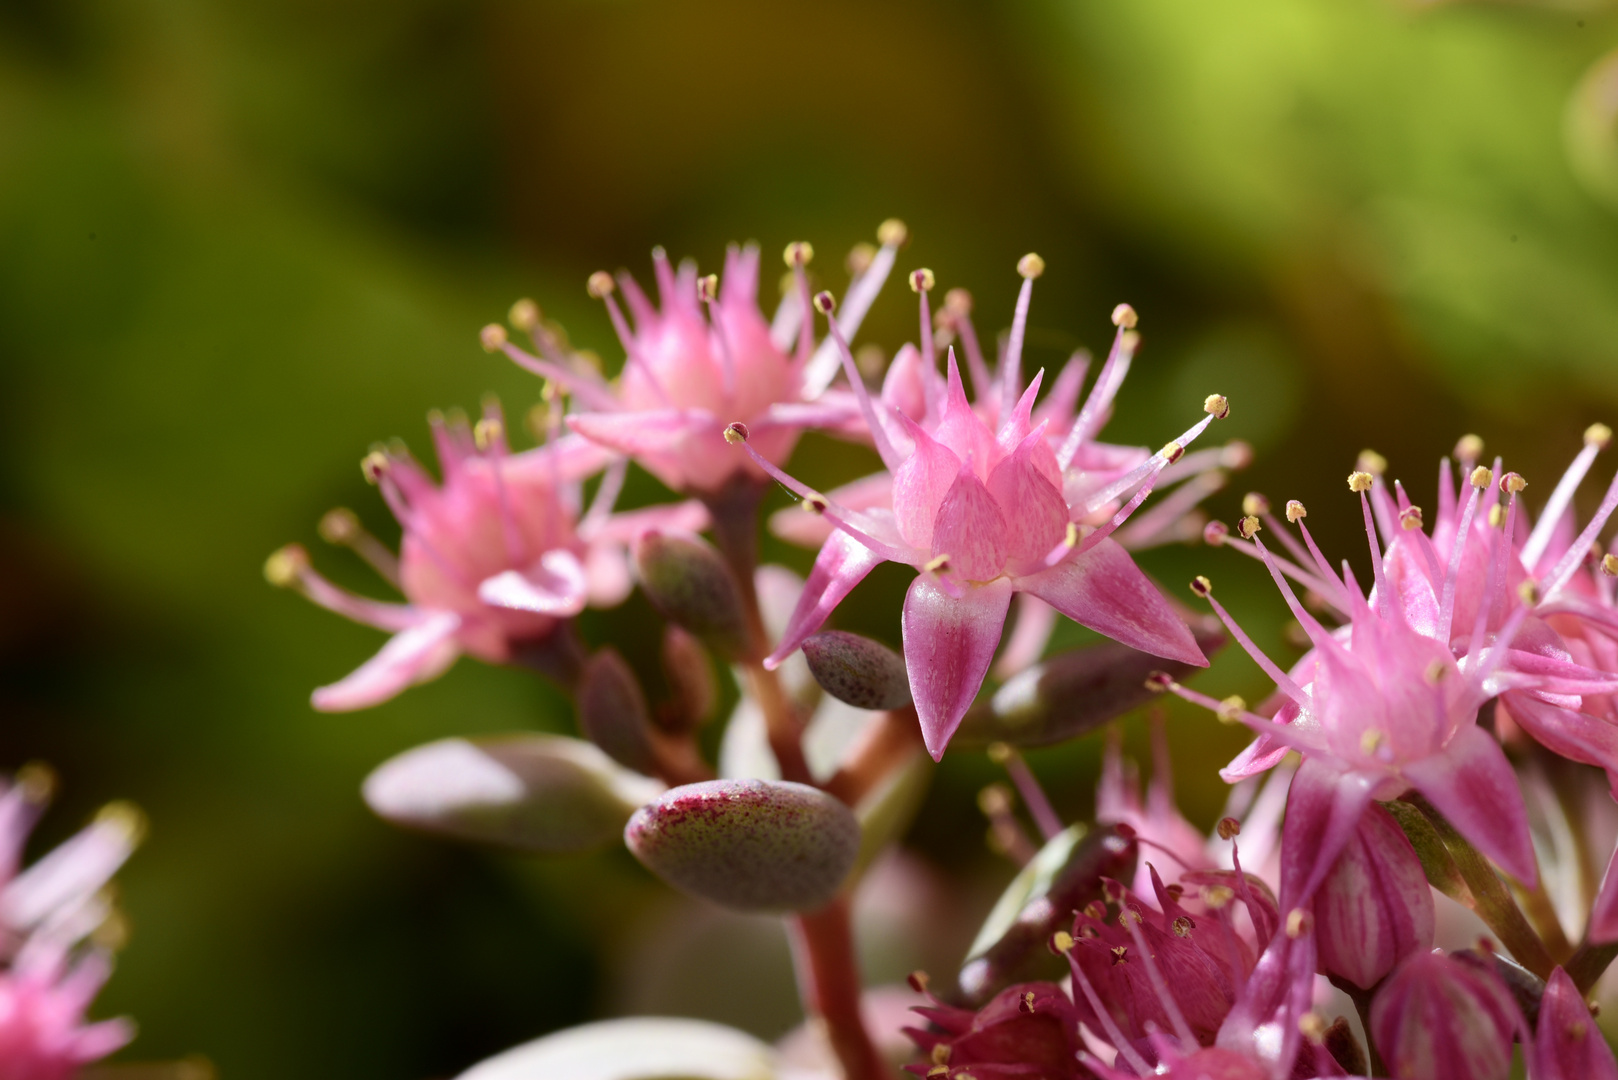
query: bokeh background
[{"left": 5, "top": 0, "right": 1618, "bottom": 1076}]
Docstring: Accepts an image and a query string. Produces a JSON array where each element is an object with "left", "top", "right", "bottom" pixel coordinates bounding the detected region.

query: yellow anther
[
  {"left": 14, "top": 762, "right": 57, "bottom": 804},
  {"left": 1456, "top": 434, "right": 1484, "bottom": 461},
  {"left": 1018, "top": 253, "right": 1046, "bottom": 279},
  {"left": 801, "top": 493, "right": 828, "bottom": 515},
  {"left": 1356, "top": 449, "right": 1388, "bottom": 476},
  {"left": 508, "top": 298, "right": 540, "bottom": 331},
  {"left": 813, "top": 290, "right": 836, "bottom": 314},
  {"left": 1470, "top": 465, "right": 1492, "bottom": 489},
  {"left": 1161, "top": 441, "right": 1185, "bottom": 463},
  {"left": 1286, "top": 500, "right": 1308, "bottom": 523},
  {"left": 1603, "top": 553, "right": 1618, "bottom": 577},
  {"left": 1299, "top": 1012, "right": 1328, "bottom": 1042},
  {"left": 1110, "top": 302, "right": 1137, "bottom": 328},
  {"left": 1217, "top": 816, "right": 1242, "bottom": 840},
  {"left": 318, "top": 508, "right": 360, "bottom": 545},
  {"left": 586, "top": 271, "right": 615, "bottom": 299},
  {"left": 932, "top": 1043, "right": 952, "bottom": 1066},
  {"left": 877, "top": 218, "right": 909, "bottom": 247},
  {"left": 977, "top": 783, "right": 1012, "bottom": 816},
  {"left": 1242, "top": 493, "right": 1270, "bottom": 517},
  {"left": 1502, "top": 472, "right": 1527, "bottom": 494},
  {"left": 1237, "top": 515, "right": 1262, "bottom": 540},
  {"left": 1203, "top": 885, "right": 1235, "bottom": 909},
  {"left": 1286, "top": 909, "right": 1314, "bottom": 939},
  {"left": 1203, "top": 393, "right": 1230, "bottom": 419},
  {"left": 473, "top": 417, "right": 503, "bottom": 451},
  {"left": 479, "top": 323, "right": 508, "bottom": 352},
  {"left": 95, "top": 800, "right": 149, "bottom": 845},
  {"left": 1191, "top": 575, "right": 1213, "bottom": 597},
  {"left": 1425, "top": 660, "right": 1450, "bottom": 685},
  {"left": 1145, "top": 671, "right": 1176, "bottom": 693},
  {"left": 925, "top": 554, "right": 952, "bottom": 574},
  {"left": 1217, "top": 696, "right": 1247, "bottom": 724},
  {"left": 783, "top": 241, "right": 814, "bottom": 268},
  {"left": 263, "top": 545, "right": 308, "bottom": 588},
  {"left": 910, "top": 268, "right": 936, "bottom": 294},
  {"left": 1586, "top": 423, "right": 1612, "bottom": 449},
  {"left": 1110, "top": 946, "right": 1130, "bottom": 965},
  {"left": 723, "top": 422, "right": 750, "bottom": 445},
  {"left": 1052, "top": 930, "right": 1075, "bottom": 953},
  {"left": 1120, "top": 329, "right": 1141, "bottom": 352},
  {"left": 1489, "top": 504, "right": 1506, "bottom": 528},
  {"left": 361, "top": 450, "right": 391, "bottom": 484},
  {"left": 1518, "top": 580, "right": 1542, "bottom": 606},
  {"left": 1021, "top": 991, "right": 1037, "bottom": 1014},
  {"left": 698, "top": 274, "right": 719, "bottom": 303},
  {"left": 1064, "top": 521, "right": 1079, "bottom": 548},
  {"left": 1360, "top": 729, "right": 1387, "bottom": 755},
  {"left": 1172, "top": 916, "right": 1193, "bottom": 938},
  {"left": 986, "top": 742, "right": 1013, "bottom": 765},
  {"left": 1347, "top": 471, "right": 1374, "bottom": 493},
  {"left": 1400, "top": 505, "right": 1424, "bottom": 531},
  {"left": 944, "top": 287, "right": 973, "bottom": 315},
  {"left": 844, "top": 242, "right": 875, "bottom": 277}
]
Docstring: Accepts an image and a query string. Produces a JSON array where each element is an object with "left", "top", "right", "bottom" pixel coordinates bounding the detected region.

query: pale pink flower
[
  {"left": 0, "top": 945, "right": 132, "bottom": 1080},
  {"left": 730, "top": 264, "right": 1220, "bottom": 758},
  {"left": 268, "top": 403, "right": 706, "bottom": 710},
  {"left": 491, "top": 229, "right": 905, "bottom": 495}
]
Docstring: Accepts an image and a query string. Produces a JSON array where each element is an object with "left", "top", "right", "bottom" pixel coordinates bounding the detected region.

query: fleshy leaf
[
  {"left": 625, "top": 779, "right": 860, "bottom": 912},
  {"left": 633, "top": 529, "right": 752, "bottom": 659},
  {"left": 801, "top": 631, "right": 912, "bottom": 711},
  {"left": 957, "top": 824, "right": 1137, "bottom": 1006},
  {"left": 363, "top": 735, "right": 663, "bottom": 854},
  {"left": 456, "top": 1017, "right": 776, "bottom": 1080}
]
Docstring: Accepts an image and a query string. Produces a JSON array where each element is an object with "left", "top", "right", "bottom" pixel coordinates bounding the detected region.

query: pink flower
[
  {"left": 0, "top": 946, "right": 133, "bottom": 1080},
  {"left": 268, "top": 403, "right": 707, "bottom": 710},
  {"left": 1533, "top": 966, "right": 1618, "bottom": 1080},
  {"left": 1369, "top": 951, "right": 1523, "bottom": 1080},
  {"left": 490, "top": 228, "right": 906, "bottom": 495},
  {"left": 1309, "top": 801, "right": 1434, "bottom": 991},
  {"left": 902, "top": 979, "right": 1084, "bottom": 1080},
  {"left": 730, "top": 262, "right": 1220, "bottom": 759}
]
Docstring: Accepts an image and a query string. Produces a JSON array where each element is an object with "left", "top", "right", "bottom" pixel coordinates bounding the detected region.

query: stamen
[
  {"left": 1286, "top": 501, "right": 1306, "bottom": 522},
  {"left": 801, "top": 219, "right": 906, "bottom": 397},
  {"left": 1217, "top": 697, "right": 1246, "bottom": 724},
  {"left": 1187, "top": 581, "right": 1312, "bottom": 706},
  {"left": 1063, "top": 942, "right": 1154, "bottom": 1077},
  {"left": 1237, "top": 515, "right": 1261, "bottom": 540},
  {"left": 1286, "top": 909, "right": 1314, "bottom": 938},
  {"left": 1217, "top": 816, "right": 1241, "bottom": 840},
  {"left": 1111, "top": 302, "right": 1138, "bottom": 329},
  {"left": 1540, "top": 465, "right": 1618, "bottom": 600},
  {"left": 987, "top": 743, "right": 1064, "bottom": 841},
  {"left": 1347, "top": 471, "right": 1374, "bottom": 493},
  {"left": 1242, "top": 493, "right": 1270, "bottom": 516},
  {"left": 698, "top": 272, "right": 737, "bottom": 396},
  {"left": 1401, "top": 505, "right": 1424, "bottom": 530},
  {"left": 1604, "top": 554, "right": 1618, "bottom": 577},
  {"left": 979, "top": 783, "right": 1037, "bottom": 865},
  {"left": 318, "top": 508, "right": 401, "bottom": 587},
  {"left": 479, "top": 324, "right": 507, "bottom": 351},
  {"left": 1357, "top": 449, "right": 1388, "bottom": 476},
  {"left": 1058, "top": 320, "right": 1138, "bottom": 469},
  {"left": 1456, "top": 433, "right": 1484, "bottom": 467},
  {"left": 944, "top": 287, "right": 993, "bottom": 401},
  {"left": 509, "top": 298, "right": 540, "bottom": 333},
  {"left": 264, "top": 545, "right": 420, "bottom": 631},
  {"left": 495, "top": 340, "right": 621, "bottom": 412},
  {"left": 812, "top": 291, "right": 904, "bottom": 471},
  {"left": 1001, "top": 255, "right": 1043, "bottom": 421},
  {"left": 1524, "top": 430, "right": 1607, "bottom": 570},
  {"left": 1440, "top": 463, "right": 1493, "bottom": 641},
  {"left": 1120, "top": 905, "right": 1200, "bottom": 1050}
]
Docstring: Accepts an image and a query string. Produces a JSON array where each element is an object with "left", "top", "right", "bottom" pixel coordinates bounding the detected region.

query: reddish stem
[{"left": 790, "top": 898, "right": 887, "bottom": 1080}]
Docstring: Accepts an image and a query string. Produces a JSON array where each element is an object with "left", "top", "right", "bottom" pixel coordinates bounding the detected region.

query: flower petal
[
  {"left": 986, "top": 430, "right": 1067, "bottom": 570},
  {"left": 1404, "top": 724, "right": 1538, "bottom": 885},
  {"left": 1016, "top": 538, "right": 1205, "bottom": 666},
  {"left": 890, "top": 414, "right": 962, "bottom": 550},
  {"left": 1535, "top": 966, "right": 1618, "bottom": 1080},
  {"left": 764, "top": 531, "right": 882, "bottom": 670},
  {"left": 1278, "top": 758, "right": 1378, "bottom": 911},
  {"left": 311, "top": 612, "right": 462, "bottom": 712},
  {"left": 478, "top": 551, "right": 589, "bottom": 616},
  {"left": 903, "top": 576, "right": 1014, "bottom": 760},
  {"left": 930, "top": 462, "right": 1009, "bottom": 581}
]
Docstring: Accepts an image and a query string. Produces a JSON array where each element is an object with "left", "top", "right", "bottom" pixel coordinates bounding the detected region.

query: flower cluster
[{"left": 269, "top": 225, "right": 1618, "bottom": 1080}]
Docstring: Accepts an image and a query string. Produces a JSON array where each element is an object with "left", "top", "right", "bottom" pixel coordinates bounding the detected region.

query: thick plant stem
[
  {"left": 824, "top": 706, "right": 924, "bottom": 806},
  {"left": 790, "top": 898, "right": 886, "bottom": 1080},
  {"left": 1330, "top": 978, "right": 1388, "bottom": 1078},
  {"left": 1566, "top": 940, "right": 1618, "bottom": 995}
]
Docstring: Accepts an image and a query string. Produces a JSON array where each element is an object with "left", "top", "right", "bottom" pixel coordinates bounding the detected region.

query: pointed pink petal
[
  {"left": 903, "top": 576, "right": 1013, "bottom": 760},
  {"left": 986, "top": 429, "right": 1067, "bottom": 568},
  {"left": 584, "top": 545, "right": 632, "bottom": 608},
  {"left": 1404, "top": 724, "right": 1538, "bottom": 885},
  {"left": 1016, "top": 538, "right": 1205, "bottom": 666},
  {"left": 1501, "top": 692, "right": 1618, "bottom": 795},
  {"left": 1278, "top": 758, "right": 1378, "bottom": 910},
  {"left": 592, "top": 500, "right": 710, "bottom": 543},
  {"left": 1591, "top": 841, "right": 1618, "bottom": 943},
  {"left": 566, "top": 410, "right": 710, "bottom": 489},
  {"left": 880, "top": 342, "right": 928, "bottom": 422},
  {"left": 764, "top": 531, "right": 882, "bottom": 669},
  {"left": 890, "top": 413, "right": 963, "bottom": 550},
  {"left": 1536, "top": 966, "right": 1618, "bottom": 1080},
  {"left": 504, "top": 434, "right": 620, "bottom": 485},
  {"left": 311, "top": 612, "right": 462, "bottom": 712},
  {"left": 929, "top": 462, "right": 1008, "bottom": 581},
  {"left": 477, "top": 551, "right": 588, "bottom": 616}
]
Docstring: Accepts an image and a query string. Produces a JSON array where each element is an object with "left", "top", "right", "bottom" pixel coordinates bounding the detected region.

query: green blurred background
[{"left": 4, "top": 0, "right": 1618, "bottom": 1076}]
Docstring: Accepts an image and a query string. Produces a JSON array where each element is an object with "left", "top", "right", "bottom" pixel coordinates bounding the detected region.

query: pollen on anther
[
  {"left": 1285, "top": 909, "right": 1314, "bottom": 939},
  {"left": 1356, "top": 449, "right": 1388, "bottom": 476},
  {"left": 1172, "top": 916, "right": 1193, "bottom": 938},
  {"left": 361, "top": 451, "right": 390, "bottom": 484},
  {"left": 1217, "top": 696, "right": 1246, "bottom": 724},
  {"left": 1237, "top": 515, "right": 1262, "bottom": 540},
  {"left": 474, "top": 417, "right": 503, "bottom": 451},
  {"left": 1603, "top": 553, "right": 1618, "bottom": 577},
  {"left": 1469, "top": 465, "right": 1492, "bottom": 489},
  {"left": 1501, "top": 471, "right": 1527, "bottom": 494},
  {"left": 1361, "top": 729, "right": 1386, "bottom": 755},
  {"left": 783, "top": 241, "right": 814, "bottom": 268},
  {"left": 932, "top": 1044, "right": 951, "bottom": 1066},
  {"left": 509, "top": 298, "right": 540, "bottom": 332},
  {"left": 944, "top": 288, "right": 972, "bottom": 315},
  {"left": 1190, "top": 575, "right": 1213, "bottom": 597},
  {"left": 1145, "top": 671, "right": 1176, "bottom": 693},
  {"left": 1064, "top": 521, "right": 1079, "bottom": 548},
  {"left": 1586, "top": 423, "right": 1612, "bottom": 449},
  {"left": 813, "top": 290, "right": 836, "bottom": 314},
  {"left": 1400, "top": 505, "right": 1424, "bottom": 531},
  {"left": 1051, "top": 930, "right": 1075, "bottom": 954},
  {"left": 318, "top": 508, "right": 360, "bottom": 544},
  {"left": 1084, "top": 901, "right": 1108, "bottom": 920},
  {"left": 586, "top": 271, "right": 615, "bottom": 299},
  {"left": 926, "top": 1068, "right": 948, "bottom": 1079},
  {"left": 1299, "top": 1013, "right": 1328, "bottom": 1042},
  {"left": 1286, "top": 500, "right": 1307, "bottom": 523},
  {"left": 1203, "top": 393, "right": 1230, "bottom": 419},
  {"left": 479, "top": 323, "right": 508, "bottom": 352},
  {"left": 1456, "top": 434, "right": 1484, "bottom": 461},
  {"left": 1488, "top": 504, "right": 1506, "bottom": 528},
  {"left": 925, "top": 554, "right": 952, "bottom": 574},
  {"left": 1204, "top": 520, "right": 1229, "bottom": 547},
  {"left": 802, "top": 493, "right": 828, "bottom": 515},
  {"left": 1347, "top": 471, "right": 1374, "bottom": 493},
  {"left": 723, "top": 422, "right": 750, "bottom": 445},
  {"left": 1020, "top": 991, "right": 1036, "bottom": 1014},
  {"left": 1161, "top": 441, "right": 1185, "bottom": 463},
  {"left": 264, "top": 545, "right": 308, "bottom": 588},
  {"left": 1109, "top": 303, "right": 1139, "bottom": 330},
  {"left": 1217, "top": 816, "right": 1241, "bottom": 840},
  {"left": 907, "top": 970, "right": 931, "bottom": 993},
  {"left": 1203, "top": 885, "right": 1234, "bottom": 909},
  {"left": 1018, "top": 253, "right": 1046, "bottom": 279},
  {"left": 1110, "top": 946, "right": 1129, "bottom": 966},
  {"left": 1242, "top": 492, "right": 1270, "bottom": 517},
  {"left": 877, "top": 218, "right": 909, "bottom": 247},
  {"left": 698, "top": 274, "right": 719, "bottom": 303},
  {"left": 1518, "top": 580, "right": 1542, "bottom": 606},
  {"left": 910, "top": 268, "right": 935, "bottom": 293}
]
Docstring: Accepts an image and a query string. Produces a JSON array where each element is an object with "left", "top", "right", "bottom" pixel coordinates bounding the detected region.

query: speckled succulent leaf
[
  {"left": 801, "top": 631, "right": 911, "bottom": 711},
  {"left": 952, "top": 622, "right": 1224, "bottom": 749},
  {"left": 957, "top": 824, "right": 1137, "bottom": 1006},
  {"left": 632, "top": 529, "right": 752, "bottom": 660},
  {"left": 624, "top": 779, "right": 860, "bottom": 913},
  {"left": 362, "top": 735, "right": 663, "bottom": 854},
  {"left": 575, "top": 648, "right": 658, "bottom": 775},
  {"left": 1534, "top": 966, "right": 1618, "bottom": 1080},
  {"left": 455, "top": 1016, "right": 777, "bottom": 1080}
]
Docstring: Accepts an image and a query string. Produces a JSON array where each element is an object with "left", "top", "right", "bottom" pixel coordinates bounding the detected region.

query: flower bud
[
  {"left": 1313, "top": 802, "right": 1435, "bottom": 990},
  {"left": 657, "top": 625, "right": 717, "bottom": 732},
  {"left": 1534, "top": 966, "right": 1618, "bottom": 1080},
  {"left": 632, "top": 530, "right": 751, "bottom": 660},
  {"left": 1371, "top": 952, "right": 1519, "bottom": 1080},
  {"left": 362, "top": 735, "right": 663, "bottom": 854},
  {"left": 575, "top": 648, "right": 657, "bottom": 775},
  {"left": 800, "top": 630, "right": 911, "bottom": 711},
  {"left": 624, "top": 779, "right": 860, "bottom": 913}
]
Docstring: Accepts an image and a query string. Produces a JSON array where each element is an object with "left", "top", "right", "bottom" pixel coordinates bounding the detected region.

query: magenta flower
[
  {"left": 490, "top": 228, "right": 905, "bottom": 495},
  {"left": 0, "top": 945, "right": 133, "bottom": 1079},
  {"left": 1309, "top": 801, "right": 1434, "bottom": 991},
  {"left": 1534, "top": 966, "right": 1618, "bottom": 1080},
  {"left": 1369, "top": 951, "right": 1523, "bottom": 1080},
  {"left": 267, "top": 403, "right": 706, "bottom": 710},
  {"left": 730, "top": 263, "right": 1218, "bottom": 758},
  {"left": 902, "top": 978, "right": 1084, "bottom": 1080}
]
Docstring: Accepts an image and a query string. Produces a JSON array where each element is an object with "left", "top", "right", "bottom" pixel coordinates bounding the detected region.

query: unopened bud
[
  {"left": 876, "top": 218, "right": 909, "bottom": 247},
  {"left": 783, "top": 241, "right": 814, "bottom": 267},
  {"left": 1501, "top": 472, "right": 1527, "bottom": 494},
  {"left": 801, "top": 630, "right": 912, "bottom": 711},
  {"left": 1018, "top": 253, "right": 1045, "bottom": 279},
  {"left": 910, "top": 268, "right": 935, "bottom": 293},
  {"left": 1242, "top": 492, "right": 1270, "bottom": 516},
  {"left": 1190, "top": 575, "right": 1212, "bottom": 597},
  {"left": 1203, "top": 520, "right": 1230, "bottom": 546},
  {"left": 1586, "top": 422, "right": 1612, "bottom": 449},
  {"left": 659, "top": 625, "right": 717, "bottom": 733},
  {"left": 318, "top": 507, "right": 360, "bottom": 544},
  {"left": 1347, "top": 471, "right": 1374, "bottom": 493},
  {"left": 264, "top": 545, "right": 308, "bottom": 587},
  {"left": 1470, "top": 465, "right": 1492, "bottom": 489},
  {"left": 1286, "top": 500, "right": 1307, "bottom": 522},
  {"left": 1237, "top": 515, "right": 1262, "bottom": 540},
  {"left": 1314, "top": 803, "right": 1434, "bottom": 990},
  {"left": 1455, "top": 434, "right": 1484, "bottom": 461},
  {"left": 1357, "top": 449, "right": 1388, "bottom": 476},
  {"left": 1111, "top": 303, "right": 1137, "bottom": 328},
  {"left": 633, "top": 531, "right": 751, "bottom": 660},
  {"left": 1371, "top": 952, "right": 1516, "bottom": 1080},
  {"left": 479, "top": 323, "right": 508, "bottom": 352},
  {"left": 576, "top": 648, "right": 657, "bottom": 775},
  {"left": 1400, "top": 505, "right": 1424, "bottom": 531},
  {"left": 723, "top": 422, "right": 749, "bottom": 444},
  {"left": 509, "top": 298, "right": 540, "bottom": 331},
  {"left": 586, "top": 271, "right": 615, "bottom": 299},
  {"left": 813, "top": 290, "right": 836, "bottom": 314}
]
